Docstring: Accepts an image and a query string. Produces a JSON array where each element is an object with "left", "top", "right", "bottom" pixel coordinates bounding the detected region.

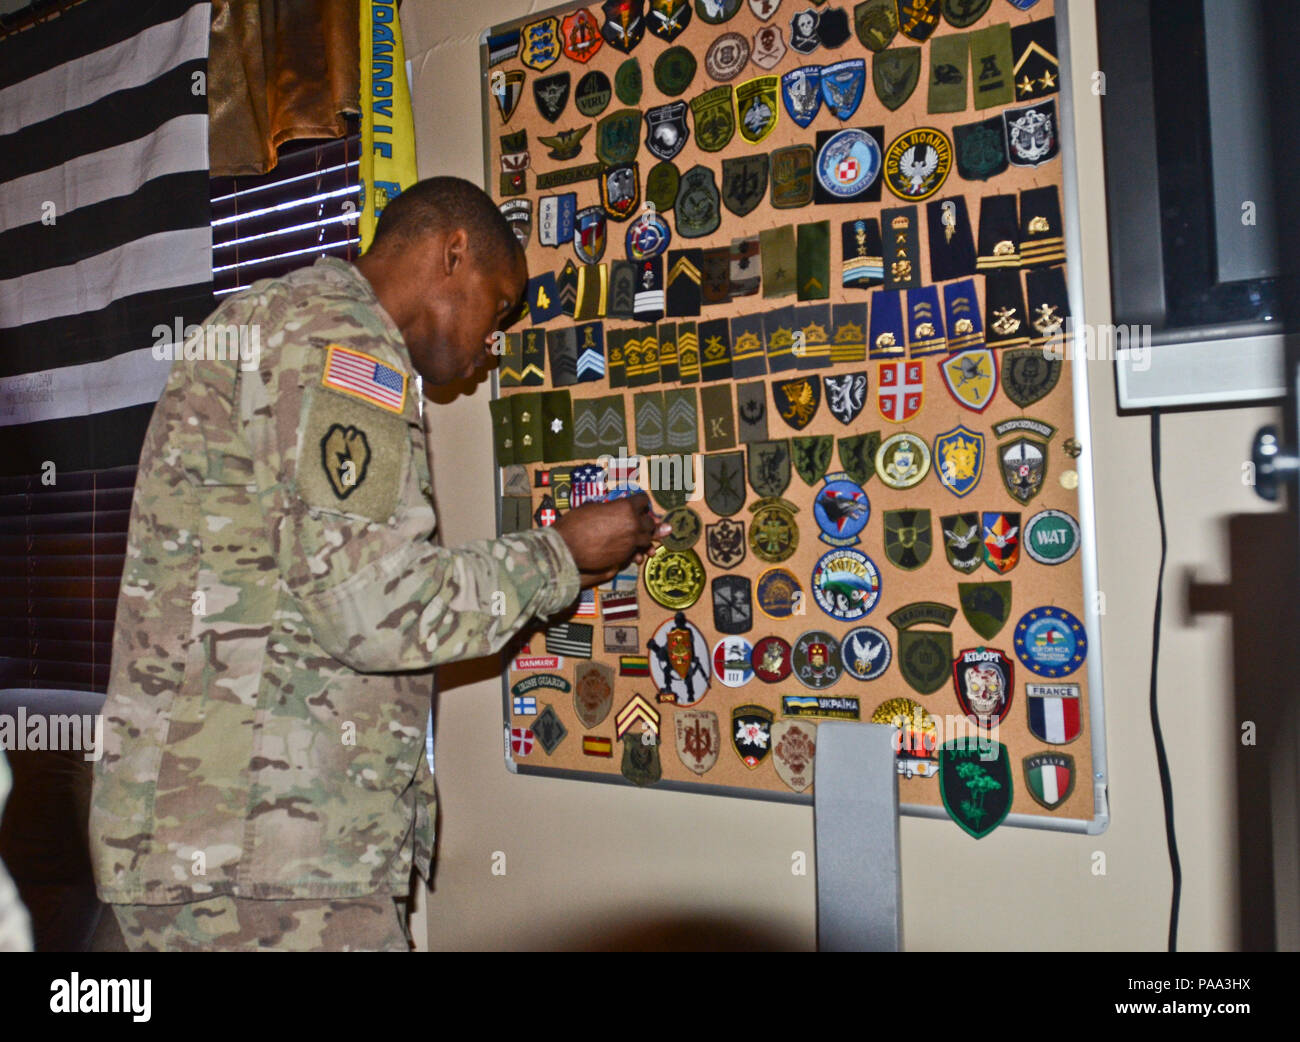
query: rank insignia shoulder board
[
  {"left": 563, "top": 8, "right": 605, "bottom": 63},
  {"left": 533, "top": 73, "right": 571, "bottom": 123},
  {"left": 985, "top": 269, "right": 1029, "bottom": 349},
  {"left": 689, "top": 86, "right": 736, "bottom": 153},
  {"left": 837, "top": 431, "right": 880, "bottom": 486},
  {"left": 970, "top": 21, "right": 1014, "bottom": 109},
  {"left": 723, "top": 154, "right": 770, "bottom": 218},
  {"left": 576, "top": 69, "right": 613, "bottom": 116},
  {"left": 940, "top": 740, "right": 1012, "bottom": 838},
  {"left": 954, "top": 116, "right": 1008, "bottom": 182},
  {"left": 713, "top": 576, "right": 753, "bottom": 635},
  {"left": 791, "top": 434, "right": 832, "bottom": 486},
  {"left": 953, "top": 646, "right": 1013, "bottom": 727},
  {"left": 650, "top": 0, "right": 693, "bottom": 42},
  {"left": 1026, "top": 266, "right": 1070, "bottom": 348},
  {"left": 781, "top": 65, "right": 823, "bottom": 129},
  {"left": 934, "top": 423, "right": 984, "bottom": 497},
  {"left": 941, "top": 349, "right": 997, "bottom": 413},
  {"left": 773, "top": 376, "right": 821, "bottom": 431},
  {"left": 883, "top": 508, "right": 932, "bottom": 570},
  {"left": 675, "top": 165, "right": 722, "bottom": 238},
  {"left": 531, "top": 703, "right": 569, "bottom": 754},
  {"left": 875, "top": 431, "right": 931, "bottom": 490},
  {"left": 843, "top": 626, "right": 892, "bottom": 681},
  {"left": 615, "top": 692, "right": 660, "bottom": 740},
  {"left": 1015, "top": 606, "right": 1087, "bottom": 679},
  {"left": 820, "top": 58, "right": 866, "bottom": 120},
  {"left": 1024, "top": 509, "right": 1080, "bottom": 566},
  {"left": 824, "top": 372, "right": 867, "bottom": 425},
  {"left": 521, "top": 17, "right": 561, "bottom": 71},
  {"left": 748, "top": 495, "right": 799, "bottom": 562},
  {"left": 748, "top": 439, "right": 792, "bottom": 498},
  {"left": 1026, "top": 682, "right": 1082, "bottom": 744},
  {"left": 756, "top": 566, "right": 804, "bottom": 619},
  {"left": 812, "top": 547, "right": 881, "bottom": 622},
  {"left": 958, "top": 580, "right": 1011, "bottom": 640},
  {"left": 981, "top": 510, "right": 1020, "bottom": 573},
  {"left": 1024, "top": 752, "right": 1074, "bottom": 810},
  {"left": 574, "top": 661, "right": 615, "bottom": 728},
  {"left": 751, "top": 634, "right": 793, "bottom": 681},
  {"left": 707, "top": 31, "right": 751, "bottom": 82},
  {"left": 1019, "top": 185, "right": 1065, "bottom": 267},
  {"left": 796, "top": 222, "right": 831, "bottom": 302},
  {"left": 770, "top": 145, "right": 815, "bottom": 209},
  {"left": 647, "top": 611, "right": 712, "bottom": 705},
  {"left": 1001, "top": 346, "right": 1061, "bottom": 408},
  {"left": 842, "top": 218, "right": 884, "bottom": 289},
  {"left": 704, "top": 450, "right": 747, "bottom": 516},
  {"left": 645, "top": 101, "right": 690, "bottom": 161},
  {"left": 752, "top": 23, "right": 787, "bottom": 69},
  {"left": 876, "top": 359, "right": 923, "bottom": 424},
  {"left": 706, "top": 517, "right": 747, "bottom": 569},
  {"left": 874, "top": 46, "right": 921, "bottom": 111},
  {"left": 928, "top": 196, "right": 977, "bottom": 281},
  {"left": 789, "top": 7, "right": 822, "bottom": 54},
  {"left": 771, "top": 720, "right": 817, "bottom": 792},
  {"left": 884, "top": 128, "right": 953, "bottom": 202},
  {"left": 1012, "top": 17, "right": 1059, "bottom": 102},
  {"left": 941, "top": 511, "right": 981, "bottom": 573},
  {"left": 928, "top": 28, "right": 968, "bottom": 114},
  {"left": 736, "top": 378, "right": 768, "bottom": 441},
  {"left": 733, "top": 704, "right": 776, "bottom": 769},
  {"left": 615, "top": 57, "right": 643, "bottom": 105},
  {"left": 854, "top": 0, "right": 898, "bottom": 51},
  {"left": 736, "top": 75, "right": 780, "bottom": 144},
  {"left": 943, "top": 278, "right": 986, "bottom": 353},
  {"left": 654, "top": 44, "right": 697, "bottom": 95},
  {"left": 941, "top": 0, "right": 991, "bottom": 28},
  {"left": 526, "top": 272, "right": 561, "bottom": 323},
  {"left": 491, "top": 69, "right": 526, "bottom": 124},
  {"left": 1005, "top": 99, "right": 1059, "bottom": 167},
  {"left": 814, "top": 127, "right": 885, "bottom": 204},
  {"left": 602, "top": 0, "right": 646, "bottom": 52},
  {"left": 814, "top": 471, "right": 870, "bottom": 546},
  {"left": 676, "top": 709, "right": 721, "bottom": 775}
]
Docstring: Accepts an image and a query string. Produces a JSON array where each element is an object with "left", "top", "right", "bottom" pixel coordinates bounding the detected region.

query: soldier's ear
[{"left": 442, "top": 228, "right": 470, "bottom": 276}]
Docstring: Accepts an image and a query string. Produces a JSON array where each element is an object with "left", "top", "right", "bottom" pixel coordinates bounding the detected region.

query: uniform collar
[{"left": 312, "top": 255, "right": 414, "bottom": 373}]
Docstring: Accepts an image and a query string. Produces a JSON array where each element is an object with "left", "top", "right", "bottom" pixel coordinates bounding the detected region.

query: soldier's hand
[{"left": 554, "top": 492, "right": 669, "bottom": 587}]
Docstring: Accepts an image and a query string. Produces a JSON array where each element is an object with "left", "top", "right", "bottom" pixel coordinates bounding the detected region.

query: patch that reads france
[{"left": 322, "top": 345, "right": 407, "bottom": 414}]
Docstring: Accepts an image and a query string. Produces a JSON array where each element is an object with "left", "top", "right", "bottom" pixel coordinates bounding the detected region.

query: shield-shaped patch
[
  {"left": 958, "top": 581, "right": 1011, "bottom": 640},
  {"left": 491, "top": 69, "right": 525, "bottom": 123},
  {"left": 877, "top": 360, "right": 923, "bottom": 423},
  {"left": 562, "top": 8, "right": 604, "bottom": 63},
  {"left": 941, "top": 349, "right": 997, "bottom": 412},
  {"left": 747, "top": 439, "right": 791, "bottom": 497},
  {"left": 824, "top": 372, "right": 867, "bottom": 425},
  {"left": 520, "top": 17, "right": 561, "bottom": 71},
  {"left": 773, "top": 376, "right": 821, "bottom": 430},
  {"left": 999, "top": 436, "right": 1047, "bottom": 503},
  {"left": 952, "top": 646, "right": 1014, "bottom": 726},
  {"left": 1001, "top": 347, "right": 1062, "bottom": 407},
  {"left": 532, "top": 73, "right": 571, "bottom": 123},
  {"left": 752, "top": 23, "right": 787, "bottom": 69},
  {"left": 621, "top": 736, "right": 662, "bottom": 785},
  {"left": 883, "top": 509, "right": 931, "bottom": 570},
  {"left": 574, "top": 206, "right": 607, "bottom": 263},
  {"left": 704, "top": 451, "right": 746, "bottom": 516},
  {"left": 689, "top": 85, "right": 736, "bottom": 152},
  {"left": 1006, "top": 101, "right": 1059, "bottom": 167},
  {"left": 855, "top": 0, "right": 898, "bottom": 51},
  {"left": 596, "top": 108, "right": 641, "bottom": 164},
  {"left": 941, "top": 0, "right": 991, "bottom": 28},
  {"left": 674, "top": 165, "right": 721, "bottom": 238},
  {"left": 645, "top": 101, "right": 689, "bottom": 160},
  {"left": 873, "top": 46, "right": 921, "bottom": 111},
  {"left": 712, "top": 575, "right": 753, "bottom": 634},
  {"left": 573, "top": 661, "right": 615, "bottom": 728},
  {"left": 706, "top": 518, "right": 747, "bottom": 568},
  {"left": 601, "top": 162, "right": 641, "bottom": 220},
  {"left": 722, "top": 154, "right": 769, "bottom": 217},
  {"left": 981, "top": 511, "right": 1021, "bottom": 573},
  {"left": 940, "top": 740, "right": 1012, "bottom": 838},
  {"left": 750, "top": 0, "right": 782, "bottom": 20},
  {"left": 934, "top": 424, "right": 984, "bottom": 498},
  {"left": 1026, "top": 683, "right": 1083, "bottom": 745},
  {"left": 897, "top": 629, "right": 952, "bottom": 694},
  {"left": 1024, "top": 752, "right": 1075, "bottom": 810},
  {"left": 820, "top": 58, "right": 866, "bottom": 120},
  {"left": 941, "top": 511, "right": 982, "bottom": 573},
  {"left": 675, "top": 709, "right": 720, "bottom": 775},
  {"left": 649, "top": 0, "right": 693, "bottom": 41},
  {"left": 736, "top": 75, "right": 779, "bottom": 143},
  {"left": 601, "top": 0, "right": 646, "bottom": 52},
  {"left": 732, "top": 704, "right": 775, "bottom": 769},
  {"left": 771, "top": 719, "right": 816, "bottom": 792},
  {"left": 838, "top": 431, "right": 880, "bottom": 485},
  {"left": 792, "top": 435, "right": 832, "bottom": 486},
  {"left": 699, "top": 0, "right": 742, "bottom": 23},
  {"left": 781, "top": 66, "right": 822, "bottom": 128}
]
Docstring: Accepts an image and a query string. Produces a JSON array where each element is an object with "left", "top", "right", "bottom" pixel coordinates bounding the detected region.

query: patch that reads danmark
[{"left": 322, "top": 344, "right": 407, "bottom": 414}]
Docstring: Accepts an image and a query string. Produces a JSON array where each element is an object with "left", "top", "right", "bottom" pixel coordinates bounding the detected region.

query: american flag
[
  {"left": 574, "top": 589, "right": 597, "bottom": 617},
  {"left": 323, "top": 345, "right": 407, "bottom": 413}
]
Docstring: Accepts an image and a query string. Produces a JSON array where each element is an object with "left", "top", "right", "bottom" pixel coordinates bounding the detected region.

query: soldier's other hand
[{"left": 554, "top": 492, "right": 669, "bottom": 587}]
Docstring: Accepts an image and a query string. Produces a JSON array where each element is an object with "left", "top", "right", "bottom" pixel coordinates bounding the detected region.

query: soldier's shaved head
[{"left": 367, "top": 176, "right": 522, "bottom": 269}]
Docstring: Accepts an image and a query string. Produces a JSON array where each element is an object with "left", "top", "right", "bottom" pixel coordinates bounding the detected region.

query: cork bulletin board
[{"left": 481, "top": 0, "right": 1107, "bottom": 836}]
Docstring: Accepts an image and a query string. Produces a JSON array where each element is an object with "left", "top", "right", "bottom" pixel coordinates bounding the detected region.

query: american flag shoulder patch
[{"left": 322, "top": 345, "right": 408, "bottom": 414}]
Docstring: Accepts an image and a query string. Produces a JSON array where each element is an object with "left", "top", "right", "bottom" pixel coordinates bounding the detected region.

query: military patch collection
[{"left": 488, "top": 0, "right": 1089, "bottom": 838}]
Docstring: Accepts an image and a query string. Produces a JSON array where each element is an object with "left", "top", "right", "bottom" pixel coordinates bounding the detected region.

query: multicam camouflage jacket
[{"left": 91, "top": 257, "right": 579, "bottom": 903}]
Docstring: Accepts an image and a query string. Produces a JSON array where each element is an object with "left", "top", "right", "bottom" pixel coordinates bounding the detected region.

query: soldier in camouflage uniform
[{"left": 91, "top": 178, "right": 661, "bottom": 951}]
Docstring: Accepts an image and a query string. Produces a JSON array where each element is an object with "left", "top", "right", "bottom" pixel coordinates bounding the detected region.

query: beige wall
[{"left": 399, "top": 0, "right": 1288, "bottom": 950}]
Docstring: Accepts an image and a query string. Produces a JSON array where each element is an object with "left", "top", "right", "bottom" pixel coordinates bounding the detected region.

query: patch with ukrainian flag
[{"left": 322, "top": 345, "right": 408, "bottom": 414}]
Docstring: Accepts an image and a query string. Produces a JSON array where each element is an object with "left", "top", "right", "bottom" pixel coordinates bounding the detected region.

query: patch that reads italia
[{"left": 322, "top": 345, "right": 407, "bottom": 414}]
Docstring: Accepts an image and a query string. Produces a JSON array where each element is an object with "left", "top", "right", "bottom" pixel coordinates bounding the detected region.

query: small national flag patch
[
  {"left": 574, "top": 589, "right": 598, "bottom": 617},
  {"left": 601, "top": 593, "right": 639, "bottom": 621},
  {"left": 583, "top": 735, "right": 614, "bottom": 757},
  {"left": 322, "top": 345, "right": 407, "bottom": 414},
  {"left": 513, "top": 695, "right": 538, "bottom": 715},
  {"left": 510, "top": 727, "right": 535, "bottom": 756},
  {"left": 546, "top": 621, "right": 594, "bottom": 658},
  {"left": 619, "top": 654, "right": 650, "bottom": 676}
]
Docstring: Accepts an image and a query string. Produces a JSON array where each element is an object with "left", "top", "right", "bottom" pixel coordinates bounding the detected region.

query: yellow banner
[{"left": 359, "top": 1, "right": 418, "bottom": 251}]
